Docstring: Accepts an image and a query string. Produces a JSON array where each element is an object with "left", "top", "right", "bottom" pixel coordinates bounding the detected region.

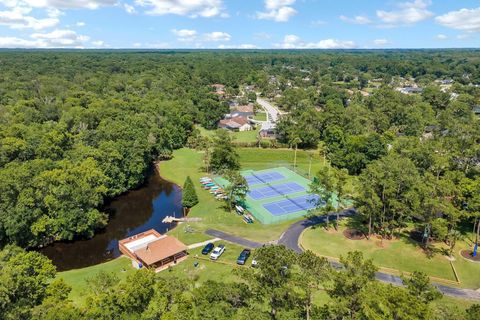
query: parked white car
[{"left": 210, "top": 245, "right": 226, "bottom": 260}]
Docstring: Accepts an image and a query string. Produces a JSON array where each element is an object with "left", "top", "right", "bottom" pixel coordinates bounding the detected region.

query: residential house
[
  {"left": 396, "top": 86, "right": 423, "bottom": 94},
  {"left": 230, "top": 104, "right": 254, "bottom": 118},
  {"left": 211, "top": 84, "right": 226, "bottom": 97},
  {"left": 218, "top": 116, "right": 252, "bottom": 132},
  {"left": 259, "top": 122, "right": 276, "bottom": 138}
]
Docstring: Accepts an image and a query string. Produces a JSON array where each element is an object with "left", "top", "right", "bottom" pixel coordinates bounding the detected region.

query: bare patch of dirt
[
  {"left": 460, "top": 249, "right": 480, "bottom": 262},
  {"left": 343, "top": 228, "right": 365, "bottom": 240},
  {"left": 375, "top": 240, "right": 391, "bottom": 249}
]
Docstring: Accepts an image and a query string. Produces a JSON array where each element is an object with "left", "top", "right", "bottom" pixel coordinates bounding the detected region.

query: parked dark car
[
  {"left": 201, "top": 243, "right": 214, "bottom": 255},
  {"left": 236, "top": 249, "right": 251, "bottom": 265}
]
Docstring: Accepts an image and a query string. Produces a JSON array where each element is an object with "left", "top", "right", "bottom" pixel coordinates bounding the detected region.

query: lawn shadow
[
  {"left": 398, "top": 229, "right": 444, "bottom": 259},
  {"left": 344, "top": 214, "right": 368, "bottom": 237}
]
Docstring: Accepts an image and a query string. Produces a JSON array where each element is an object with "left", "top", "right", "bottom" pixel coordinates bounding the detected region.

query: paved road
[
  {"left": 257, "top": 97, "right": 280, "bottom": 123},
  {"left": 187, "top": 238, "right": 221, "bottom": 249},
  {"left": 205, "top": 209, "right": 480, "bottom": 300},
  {"left": 205, "top": 229, "right": 263, "bottom": 249},
  {"left": 278, "top": 209, "right": 355, "bottom": 252}
]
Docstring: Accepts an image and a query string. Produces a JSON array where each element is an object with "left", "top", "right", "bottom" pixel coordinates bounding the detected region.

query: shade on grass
[{"left": 301, "top": 221, "right": 480, "bottom": 289}]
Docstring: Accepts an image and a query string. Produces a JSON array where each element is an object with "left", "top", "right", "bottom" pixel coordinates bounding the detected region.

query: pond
[{"left": 39, "top": 169, "right": 183, "bottom": 271}]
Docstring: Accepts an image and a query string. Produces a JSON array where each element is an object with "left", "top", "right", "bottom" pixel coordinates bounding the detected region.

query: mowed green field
[
  {"left": 197, "top": 126, "right": 261, "bottom": 143},
  {"left": 301, "top": 220, "right": 480, "bottom": 289},
  {"left": 58, "top": 257, "right": 135, "bottom": 304},
  {"left": 253, "top": 112, "right": 267, "bottom": 121},
  {"left": 160, "top": 147, "right": 351, "bottom": 243}
]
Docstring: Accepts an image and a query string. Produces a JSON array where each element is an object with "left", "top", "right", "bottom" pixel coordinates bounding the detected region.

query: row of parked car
[
  {"left": 201, "top": 242, "right": 256, "bottom": 266},
  {"left": 200, "top": 177, "right": 228, "bottom": 200}
]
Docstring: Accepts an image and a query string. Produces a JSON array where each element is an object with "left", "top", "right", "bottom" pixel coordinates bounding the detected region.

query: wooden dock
[{"left": 162, "top": 216, "right": 203, "bottom": 223}]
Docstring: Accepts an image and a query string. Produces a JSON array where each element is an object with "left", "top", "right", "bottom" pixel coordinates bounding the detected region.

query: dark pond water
[{"left": 39, "top": 169, "right": 183, "bottom": 271}]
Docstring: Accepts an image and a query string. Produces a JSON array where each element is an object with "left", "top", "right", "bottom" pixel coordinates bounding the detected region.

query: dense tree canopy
[
  {"left": 1, "top": 245, "right": 456, "bottom": 320},
  {"left": 1, "top": 50, "right": 479, "bottom": 249}
]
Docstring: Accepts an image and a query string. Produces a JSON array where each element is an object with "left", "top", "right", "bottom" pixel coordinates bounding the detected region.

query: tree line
[{"left": 3, "top": 244, "right": 479, "bottom": 320}]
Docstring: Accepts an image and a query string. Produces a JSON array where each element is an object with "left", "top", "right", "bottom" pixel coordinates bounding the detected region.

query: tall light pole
[
  {"left": 308, "top": 153, "right": 313, "bottom": 179},
  {"left": 291, "top": 137, "right": 302, "bottom": 172}
]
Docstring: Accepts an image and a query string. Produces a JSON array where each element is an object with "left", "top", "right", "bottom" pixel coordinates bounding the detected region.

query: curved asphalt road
[
  {"left": 277, "top": 209, "right": 355, "bottom": 252},
  {"left": 205, "top": 209, "right": 480, "bottom": 300}
]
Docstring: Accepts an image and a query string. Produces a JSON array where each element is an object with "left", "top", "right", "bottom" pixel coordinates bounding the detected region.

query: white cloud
[
  {"left": 145, "top": 41, "right": 170, "bottom": 48},
  {"left": 76, "top": 21, "right": 86, "bottom": 27},
  {"left": 218, "top": 44, "right": 258, "bottom": 49},
  {"left": 0, "top": 7, "right": 59, "bottom": 30},
  {"left": 0, "top": 28, "right": 91, "bottom": 48},
  {"left": 278, "top": 34, "right": 356, "bottom": 49},
  {"left": 172, "top": 29, "right": 230, "bottom": 43},
  {"left": 435, "top": 7, "right": 480, "bottom": 33},
  {"left": 436, "top": 34, "right": 447, "bottom": 40},
  {"left": 31, "top": 29, "right": 90, "bottom": 46},
  {"left": 204, "top": 31, "right": 231, "bottom": 42},
  {"left": 171, "top": 28, "right": 197, "bottom": 42},
  {"left": 256, "top": 0, "right": 297, "bottom": 22},
  {"left": 373, "top": 38, "right": 390, "bottom": 46},
  {"left": 91, "top": 40, "right": 105, "bottom": 46},
  {"left": 265, "top": 0, "right": 295, "bottom": 10},
  {"left": 0, "top": 0, "right": 117, "bottom": 9},
  {"left": 265, "top": 0, "right": 296, "bottom": 10},
  {"left": 46, "top": 7, "right": 62, "bottom": 18},
  {"left": 340, "top": 15, "right": 371, "bottom": 25},
  {"left": 457, "top": 34, "right": 470, "bottom": 40},
  {"left": 0, "top": 36, "right": 43, "bottom": 48},
  {"left": 377, "top": 0, "right": 433, "bottom": 25},
  {"left": 124, "top": 3, "right": 136, "bottom": 14},
  {"left": 134, "top": 0, "right": 226, "bottom": 17}
]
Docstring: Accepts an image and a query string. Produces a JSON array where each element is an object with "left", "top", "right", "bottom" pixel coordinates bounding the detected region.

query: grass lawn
[
  {"left": 59, "top": 257, "right": 134, "bottom": 304},
  {"left": 160, "top": 243, "right": 247, "bottom": 286},
  {"left": 159, "top": 148, "right": 324, "bottom": 244},
  {"left": 60, "top": 243, "right": 248, "bottom": 304},
  {"left": 253, "top": 112, "right": 267, "bottom": 121},
  {"left": 300, "top": 219, "right": 480, "bottom": 289},
  {"left": 233, "top": 128, "right": 260, "bottom": 143},
  {"left": 158, "top": 147, "right": 357, "bottom": 244},
  {"left": 196, "top": 125, "right": 260, "bottom": 143}
]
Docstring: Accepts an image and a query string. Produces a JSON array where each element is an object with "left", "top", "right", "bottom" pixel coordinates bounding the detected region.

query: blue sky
[{"left": 0, "top": 0, "right": 479, "bottom": 49}]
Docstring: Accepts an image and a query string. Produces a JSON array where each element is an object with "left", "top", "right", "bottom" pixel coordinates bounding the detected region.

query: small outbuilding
[{"left": 119, "top": 229, "right": 188, "bottom": 272}]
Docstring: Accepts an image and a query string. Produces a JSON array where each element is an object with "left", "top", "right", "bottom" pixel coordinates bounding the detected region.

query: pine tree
[{"left": 182, "top": 176, "right": 198, "bottom": 208}]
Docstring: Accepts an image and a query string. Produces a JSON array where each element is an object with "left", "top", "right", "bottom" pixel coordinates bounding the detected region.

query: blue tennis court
[
  {"left": 248, "top": 182, "right": 305, "bottom": 200},
  {"left": 263, "top": 194, "right": 322, "bottom": 216},
  {"left": 244, "top": 172, "right": 285, "bottom": 186}
]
